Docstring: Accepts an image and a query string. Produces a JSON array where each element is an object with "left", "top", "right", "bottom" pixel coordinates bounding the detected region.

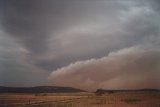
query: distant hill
[
  {"left": 0, "top": 86, "right": 86, "bottom": 93},
  {"left": 95, "top": 89, "right": 160, "bottom": 95}
]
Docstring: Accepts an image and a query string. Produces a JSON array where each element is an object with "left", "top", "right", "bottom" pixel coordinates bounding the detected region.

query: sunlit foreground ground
[{"left": 0, "top": 91, "right": 160, "bottom": 107}]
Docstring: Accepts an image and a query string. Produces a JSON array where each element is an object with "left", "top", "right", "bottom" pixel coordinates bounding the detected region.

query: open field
[
  {"left": 0, "top": 92, "right": 88, "bottom": 107},
  {"left": 0, "top": 91, "right": 160, "bottom": 107}
]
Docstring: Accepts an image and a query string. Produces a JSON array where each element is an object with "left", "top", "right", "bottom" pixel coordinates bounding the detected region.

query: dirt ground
[{"left": 0, "top": 91, "right": 160, "bottom": 107}]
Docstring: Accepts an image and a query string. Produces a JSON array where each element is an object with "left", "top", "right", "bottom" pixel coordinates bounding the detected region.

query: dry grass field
[{"left": 0, "top": 91, "right": 160, "bottom": 107}]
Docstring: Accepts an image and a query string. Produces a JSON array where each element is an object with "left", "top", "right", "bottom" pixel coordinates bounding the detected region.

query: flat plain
[{"left": 0, "top": 91, "right": 160, "bottom": 107}]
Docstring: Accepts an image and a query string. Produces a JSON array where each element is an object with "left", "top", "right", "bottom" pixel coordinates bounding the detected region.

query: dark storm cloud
[
  {"left": 0, "top": 0, "right": 160, "bottom": 88},
  {"left": 0, "top": 30, "right": 48, "bottom": 86},
  {"left": 2, "top": 0, "right": 52, "bottom": 53},
  {"left": 2, "top": 0, "right": 125, "bottom": 69},
  {"left": 1, "top": 0, "right": 105, "bottom": 53},
  {"left": 1, "top": 0, "right": 128, "bottom": 70},
  {"left": 148, "top": 0, "right": 160, "bottom": 11}
]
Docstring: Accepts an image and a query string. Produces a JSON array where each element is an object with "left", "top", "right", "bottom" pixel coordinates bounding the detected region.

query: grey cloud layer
[
  {"left": 0, "top": 30, "right": 48, "bottom": 86},
  {"left": 0, "top": 0, "right": 160, "bottom": 88}
]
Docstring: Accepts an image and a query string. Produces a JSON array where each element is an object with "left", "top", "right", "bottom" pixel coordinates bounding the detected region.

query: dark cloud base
[{"left": 0, "top": 0, "right": 160, "bottom": 88}]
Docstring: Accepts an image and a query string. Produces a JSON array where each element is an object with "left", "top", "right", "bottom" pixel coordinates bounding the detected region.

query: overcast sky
[{"left": 0, "top": 0, "right": 160, "bottom": 91}]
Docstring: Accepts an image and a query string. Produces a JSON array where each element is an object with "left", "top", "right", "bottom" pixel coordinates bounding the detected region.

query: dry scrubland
[{"left": 0, "top": 91, "right": 160, "bottom": 107}]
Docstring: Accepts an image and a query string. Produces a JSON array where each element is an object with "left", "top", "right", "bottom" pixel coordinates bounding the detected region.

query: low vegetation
[
  {"left": 122, "top": 98, "right": 141, "bottom": 104},
  {"left": 0, "top": 91, "right": 160, "bottom": 107}
]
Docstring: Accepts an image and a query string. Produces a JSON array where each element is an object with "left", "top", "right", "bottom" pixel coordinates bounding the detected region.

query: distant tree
[
  {"left": 108, "top": 90, "right": 114, "bottom": 94},
  {"left": 95, "top": 89, "right": 105, "bottom": 96},
  {"left": 95, "top": 89, "right": 114, "bottom": 96}
]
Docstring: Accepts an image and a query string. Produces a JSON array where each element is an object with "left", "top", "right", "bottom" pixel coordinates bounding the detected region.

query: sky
[{"left": 0, "top": 0, "right": 160, "bottom": 91}]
